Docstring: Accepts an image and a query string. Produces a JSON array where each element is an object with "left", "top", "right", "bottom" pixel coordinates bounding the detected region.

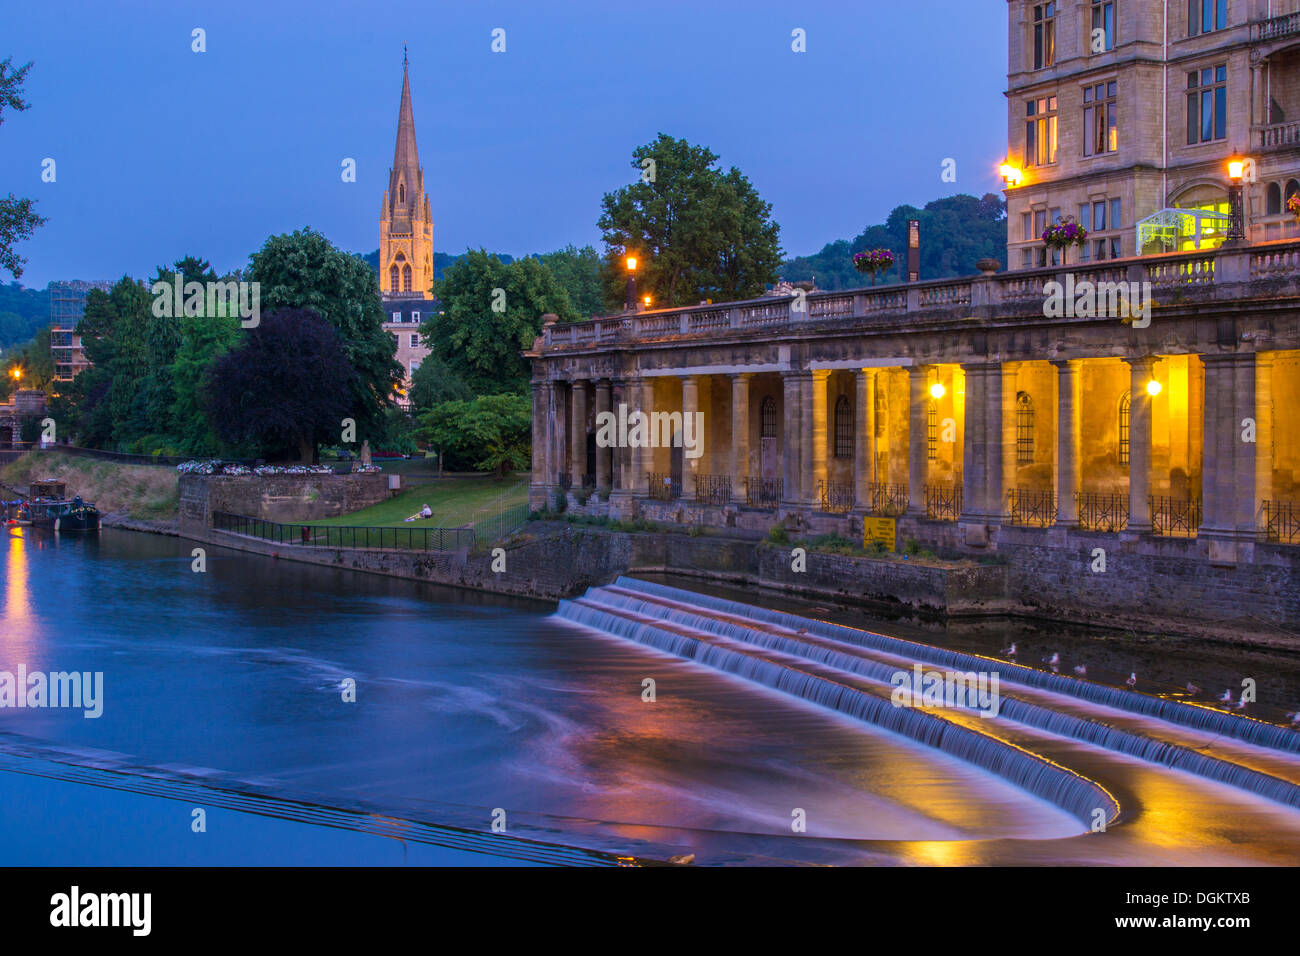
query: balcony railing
[
  {"left": 537, "top": 241, "right": 1300, "bottom": 352},
  {"left": 1076, "top": 492, "right": 1129, "bottom": 532},
  {"left": 1007, "top": 488, "right": 1058, "bottom": 528},
  {"left": 746, "top": 477, "right": 783, "bottom": 508},
  {"left": 1253, "top": 11, "right": 1300, "bottom": 42},
  {"left": 817, "top": 479, "right": 854, "bottom": 513},
  {"left": 694, "top": 474, "right": 732, "bottom": 505},
  {"left": 1263, "top": 500, "right": 1300, "bottom": 545},
  {"left": 647, "top": 473, "right": 682, "bottom": 501},
  {"left": 924, "top": 483, "right": 962, "bottom": 522},
  {"left": 1150, "top": 495, "right": 1202, "bottom": 538},
  {"left": 869, "top": 482, "right": 909, "bottom": 517},
  {"left": 1257, "top": 121, "right": 1300, "bottom": 150}
]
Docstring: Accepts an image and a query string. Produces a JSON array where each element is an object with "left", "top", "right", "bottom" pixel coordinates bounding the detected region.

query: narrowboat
[{"left": 20, "top": 479, "right": 101, "bottom": 532}]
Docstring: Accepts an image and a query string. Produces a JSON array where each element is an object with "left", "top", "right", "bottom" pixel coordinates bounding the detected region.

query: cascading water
[{"left": 554, "top": 577, "right": 1300, "bottom": 823}]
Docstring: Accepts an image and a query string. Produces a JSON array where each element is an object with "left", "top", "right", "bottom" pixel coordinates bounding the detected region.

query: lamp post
[
  {"left": 1225, "top": 154, "right": 1246, "bottom": 245},
  {"left": 624, "top": 256, "right": 637, "bottom": 312}
]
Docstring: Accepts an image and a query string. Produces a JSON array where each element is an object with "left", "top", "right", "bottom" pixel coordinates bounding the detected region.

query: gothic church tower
[{"left": 379, "top": 51, "right": 433, "bottom": 299}]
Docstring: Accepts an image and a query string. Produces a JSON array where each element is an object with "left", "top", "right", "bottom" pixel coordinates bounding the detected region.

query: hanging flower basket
[
  {"left": 1288, "top": 194, "right": 1300, "bottom": 221},
  {"left": 852, "top": 248, "right": 895, "bottom": 286},
  {"left": 1042, "top": 218, "right": 1088, "bottom": 266}
]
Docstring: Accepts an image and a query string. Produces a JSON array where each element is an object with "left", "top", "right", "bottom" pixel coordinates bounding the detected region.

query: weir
[{"left": 554, "top": 577, "right": 1300, "bottom": 822}]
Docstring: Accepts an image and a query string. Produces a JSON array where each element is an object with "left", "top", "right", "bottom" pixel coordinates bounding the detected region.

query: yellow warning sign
[{"left": 863, "top": 517, "right": 896, "bottom": 551}]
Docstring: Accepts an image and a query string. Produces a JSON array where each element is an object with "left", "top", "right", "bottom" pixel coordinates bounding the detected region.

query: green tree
[
  {"left": 417, "top": 393, "right": 531, "bottom": 478},
  {"left": 0, "top": 325, "right": 53, "bottom": 399},
  {"left": 73, "top": 276, "right": 153, "bottom": 449},
  {"left": 409, "top": 352, "right": 471, "bottom": 413},
  {"left": 598, "top": 133, "right": 782, "bottom": 309},
  {"left": 422, "top": 249, "right": 577, "bottom": 397},
  {"left": 538, "top": 245, "right": 605, "bottom": 319},
  {"left": 248, "top": 228, "right": 402, "bottom": 440},
  {"left": 169, "top": 307, "right": 242, "bottom": 456},
  {"left": 0, "top": 57, "right": 46, "bottom": 279}
]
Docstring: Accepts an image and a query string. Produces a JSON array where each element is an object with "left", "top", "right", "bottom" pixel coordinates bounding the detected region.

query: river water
[{"left": 3, "top": 527, "right": 1300, "bottom": 865}]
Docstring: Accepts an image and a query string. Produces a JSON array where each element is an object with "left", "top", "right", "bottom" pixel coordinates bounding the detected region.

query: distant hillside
[
  {"left": 0, "top": 282, "right": 51, "bottom": 350},
  {"left": 780, "top": 193, "right": 1008, "bottom": 291}
]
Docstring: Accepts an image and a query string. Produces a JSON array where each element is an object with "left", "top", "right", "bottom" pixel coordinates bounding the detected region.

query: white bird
[
  {"left": 1286, "top": 712, "right": 1300, "bottom": 726},
  {"left": 1043, "top": 652, "right": 1060, "bottom": 666},
  {"left": 1002, "top": 643, "right": 1017, "bottom": 658},
  {"left": 1219, "top": 689, "right": 1234, "bottom": 703},
  {"left": 1125, "top": 672, "right": 1137, "bottom": 688},
  {"left": 1186, "top": 682, "right": 1201, "bottom": 695},
  {"left": 1073, "top": 665, "right": 1087, "bottom": 676},
  {"left": 1235, "top": 693, "right": 1249, "bottom": 711}
]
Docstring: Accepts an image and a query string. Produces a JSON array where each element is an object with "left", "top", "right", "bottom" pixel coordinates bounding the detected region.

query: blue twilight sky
[{"left": 1, "top": 0, "right": 1007, "bottom": 290}]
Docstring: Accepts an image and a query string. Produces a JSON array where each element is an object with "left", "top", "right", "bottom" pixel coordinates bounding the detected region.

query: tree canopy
[
  {"left": 0, "top": 57, "right": 46, "bottom": 280},
  {"left": 598, "top": 133, "right": 782, "bottom": 309},
  {"left": 417, "top": 393, "right": 531, "bottom": 478}
]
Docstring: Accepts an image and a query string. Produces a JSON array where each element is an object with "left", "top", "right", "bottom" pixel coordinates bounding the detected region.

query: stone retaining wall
[{"left": 179, "top": 473, "right": 393, "bottom": 533}]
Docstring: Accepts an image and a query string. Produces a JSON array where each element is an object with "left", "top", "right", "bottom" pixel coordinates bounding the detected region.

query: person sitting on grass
[{"left": 404, "top": 504, "right": 434, "bottom": 522}]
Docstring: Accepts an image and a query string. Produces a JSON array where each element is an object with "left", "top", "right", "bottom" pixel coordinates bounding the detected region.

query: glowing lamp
[
  {"left": 626, "top": 256, "right": 637, "bottom": 272},
  {"left": 1146, "top": 379, "right": 1162, "bottom": 397},
  {"left": 999, "top": 163, "right": 1023, "bottom": 188},
  {"left": 1227, "top": 157, "right": 1245, "bottom": 182},
  {"left": 930, "top": 382, "right": 946, "bottom": 400},
  {"left": 643, "top": 295, "right": 651, "bottom": 307}
]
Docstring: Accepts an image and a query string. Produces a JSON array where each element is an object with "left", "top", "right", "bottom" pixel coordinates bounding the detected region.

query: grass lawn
[{"left": 307, "top": 475, "right": 529, "bottom": 529}]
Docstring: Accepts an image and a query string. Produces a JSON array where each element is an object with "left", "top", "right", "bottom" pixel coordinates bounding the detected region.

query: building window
[
  {"left": 760, "top": 397, "right": 777, "bottom": 439},
  {"left": 1022, "top": 212, "right": 1033, "bottom": 242},
  {"left": 1091, "top": 1, "right": 1115, "bottom": 52},
  {"left": 1083, "top": 81, "right": 1118, "bottom": 155},
  {"left": 391, "top": 311, "right": 401, "bottom": 322},
  {"left": 411, "top": 310, "right": 420, "bottom": 322},
  {"left": 1119, "top": 391, "right": 1131, "bottom": 465},
  {"left": 1267, "top": 183, "right": 1283, "bottom": 216},
  {"left": 1016, "top": 392, "right": 1035, "bottom": 464},
  {"left": 389, "top": 266, "right": 399, "bottom": 291},
  {"left": 1188, "top": 0, "right": 1227, "bottom": 36},
  {"left": 927, "top": 402, "right": 938, "bottom": 461},
  {"left": 1187, "top": 66, "right": 1227, "bottom": 144},
  {"left": 1027, "top": 96, "right": 1058, "bottom": 166},
  {"left": 411, "top": 360, "right": 421, "bottom": 373},
  {"left": 834, "top": 395, "right": 853, "bottom": 459},
  {"left": 399, "top": 182, "right": 405, "bottom": 203},
  {"left": 402, "top": 264, "right": 412, "bottom": 292},
  {"left": 409, "top": 333, "right": 419, "bottom": 347},
  {"left": 1033, "top": 3, "right": 1057, "bottom": 70}
]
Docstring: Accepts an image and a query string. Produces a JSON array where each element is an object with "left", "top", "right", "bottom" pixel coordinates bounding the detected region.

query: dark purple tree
[{"left": 204, "top": 308, "right": 357, "bottom": 462}]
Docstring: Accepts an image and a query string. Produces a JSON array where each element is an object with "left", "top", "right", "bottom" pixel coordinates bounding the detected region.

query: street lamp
[
  {"left": 625, "top": 256, "right": 637, "bottom": 312},
  {"left": 1225, "top": 153, "right": 1246, "bottom": 244},
  {"left": 999, "top": 161, "right": 1023, "bottom": 188},
  {"left": 929, "top": 382, "right": 946, "bottom": 400},
  {"left": 642, "top": 295, "right": 651, "bottom": 309},
  {"left": 1146, "top": 379, "right": 1162, "bottom": 397}
]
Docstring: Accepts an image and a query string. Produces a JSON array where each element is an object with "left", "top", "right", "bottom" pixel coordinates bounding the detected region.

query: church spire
[
  {"left": 380, "top": 50, "right": 433, "bottom": 301},
  {"left": 392, "top": 52, "right": 419, "bottom": 177}
]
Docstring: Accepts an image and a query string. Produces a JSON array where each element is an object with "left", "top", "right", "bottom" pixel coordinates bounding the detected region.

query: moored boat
[{"left": 20, "top": 479, "right": 101, "bottom": 532}]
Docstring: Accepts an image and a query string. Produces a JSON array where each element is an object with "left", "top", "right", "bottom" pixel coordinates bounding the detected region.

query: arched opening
[
  {"left": 402, "top": 264, "right": 412, "bottom": 293},
  {"left": 1287, "top": 180, "right": 1300, "bottom": 206},
  {"left": 398, "top": 183, "right": 405, "bottom": 203},
  {"left": 1267, "top": 182, "right": 1283, "bottom": 216},
  {"left": 1118, "top": 390, "right": 1131, "bottom": 466},
  {"left": 1016, "top": 391, "right": 1035, "bottom": 464},
  {"left": 389, "top": 265, "right": 399, "bottom": 291}
]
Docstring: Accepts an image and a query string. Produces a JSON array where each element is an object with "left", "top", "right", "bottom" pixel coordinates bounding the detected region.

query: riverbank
[{"left": 0, "top": 451, "right": 178, "bottom": 522}]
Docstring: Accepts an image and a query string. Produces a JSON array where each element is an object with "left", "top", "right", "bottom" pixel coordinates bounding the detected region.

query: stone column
[
  {"left": 631, "top": 379, "right": 650, "bottom": 495},
  {"left": 594, "top": 380, "right": 612, "bottom": 490},
  {"left": 569, "top": 381, "right": 588, "bottom": 487},
  {"left": 854, "top": 369, "right": 876, "bottom": 509},
  {"left": 805, "top": 370, "right": 829, "bottom": 507},
  {"left": 782, "top": 371, "right": 804, "bottom": 507},
  {"left": 1201, "top": 353, "right": 1261, "bottom": 544},
  {"left": 986, "top": 362, "right": 1005, "bottom": 525},
  {"left": 1125, "top": 357, "right": 1155, "bottom": 533},
  {"left": 908, "top": 366, "right": 929, "bottom": 514},
  {"left": 681, "top": 375, "right": 700, "bottom": 498},
  {"left": 1256, "top": 357, "right": 1274, "bottom": 516},
  {"left": 730, "top": 373, "right": 750, "bottom": 502},
  {"left": 960, "top": 363, "right": 989, "bottom": 523},
  {"left": 1054, "top": 359, "right": 1083, "bottom": 526}
]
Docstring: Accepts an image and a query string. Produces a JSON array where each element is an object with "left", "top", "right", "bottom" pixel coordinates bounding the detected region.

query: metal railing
[
  {"left": 1076, "top": 492, "right": 1129, "bottom": 532},
  {"left": 924, "top": 483, "right": 962, "bottom": 522},
  {"left": 818, "top": 479, "right": 854, "bottom": 513},
  {"left": 1263, "top": 500, "right": 1300, "bottom": 544},
  {"left": 1150, "top": 495, "right": 1202, "bottom": 538},
  {"left": 693, "top": 474, "right": 732, "bottom": 505},
  {"left": 472, "top": 502, "right": 531, "bottom": 542},
  {"left": 212, "top": 511, "right": 476, "bottom": 551},
  {"left": 746, "top": 477, "right": 783, "bottom": 508},
  {"left": 646, "top": 473, "right": 682, "bottom": 501},
  {"left": 1007, "top": 488, "right": 1058, "bottom": 528},
  {"left": 869, "top": 482, "right": 909, "bottom": 517}
]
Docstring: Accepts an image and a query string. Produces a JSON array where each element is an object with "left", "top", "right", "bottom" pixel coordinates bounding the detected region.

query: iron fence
[
  {"left": 212, "top": 511, "right": 476, "bottom": 551},
  {"left": 472, "top": 502, "right": 532, "bottom": 542},
  {"left": 1007, "top": 488, "right": 1058, "bottom": 528},
  {"left": 924, "top": 483, "right": 962, "bottom": 521},
  {"left": 818, "top": 479, "right": 854, "bottom": 513},
  {"left": 694, "top": 474, "right": 732, "bottom": 505},
  {"left": 745, "top": 477, "right": 783, "bottom": 508},
  {"left": 1076, "top": 492, "right": 1129, "bottom": 532},
  {"left": 869, "top": 482, "right": 909, "bottom": 517},
  {"left": 646, "top": 473, "right": 682, "bottom": 501},
  {"left": 1150, "top": 495, "right": 1201, "bottom": 538},
  {"left": 1263, "top": 500, "right": 1300, "bottom": 545}
]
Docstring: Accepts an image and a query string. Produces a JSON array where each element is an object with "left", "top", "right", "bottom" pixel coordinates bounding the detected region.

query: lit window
[
  {"left": 1083, "top": 81, "right": 1118, "bottom": 155},
  {"left": 1027, "top": 96, "right": 1058, "bottom": 166},
  {"left": 1187, "top": 65, "right": 1227, "bottom": 144},
  {"left": 1033, "top": 3, "right": 1057, "bottom": 70}
]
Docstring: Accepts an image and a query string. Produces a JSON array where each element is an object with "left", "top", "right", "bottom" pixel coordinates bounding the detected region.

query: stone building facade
[{"left": 1005, "top": 0, "right": 1300, "bottom": 269}]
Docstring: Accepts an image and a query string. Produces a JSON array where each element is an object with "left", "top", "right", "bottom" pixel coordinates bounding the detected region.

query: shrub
[{"left": 767, "top": 524, "right": 790, "bottom": 545}]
